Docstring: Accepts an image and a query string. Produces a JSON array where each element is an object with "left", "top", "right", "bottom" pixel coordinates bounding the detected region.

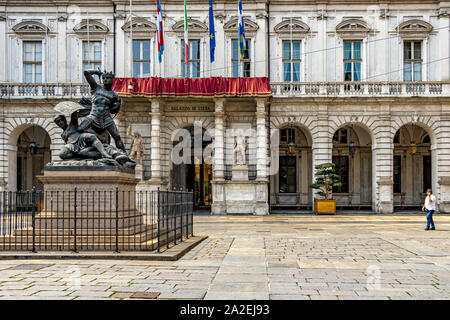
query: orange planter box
[{"left": 314, "top": 199, "right": 336, "bottom": 215}]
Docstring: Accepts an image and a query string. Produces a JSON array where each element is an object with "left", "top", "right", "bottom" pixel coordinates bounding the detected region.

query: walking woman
[{"left": 422, "top": 189, "right": 436, "bottom": 230}]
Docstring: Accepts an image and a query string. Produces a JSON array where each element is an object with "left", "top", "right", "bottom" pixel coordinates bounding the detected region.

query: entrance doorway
[
  {"left": 171, "top": 125, "right": 212, "bottom": 210},
  {"left": 331, "top": 124, "right": 373, "bottom": 210},
  {"left": 270, "top": 125, "right": 313, "bottom": 211},
  {"left": 13, "top": 125, "right": 51, "bottom": 191},
  {"left": 393, "top": 124, "right": 432, "bottom": 210}
]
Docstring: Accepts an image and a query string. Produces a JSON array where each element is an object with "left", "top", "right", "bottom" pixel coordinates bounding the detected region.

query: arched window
[
  {"left": 422, "top": 134, "right": 430, "bottom": 144},
  {"left": 333, "top": 128, "right": 348, "bottom": 144}
]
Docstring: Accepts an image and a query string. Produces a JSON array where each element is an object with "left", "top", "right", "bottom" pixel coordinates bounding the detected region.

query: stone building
[{"left": 1, "top": 0, "right": 449, "bottom": 214}]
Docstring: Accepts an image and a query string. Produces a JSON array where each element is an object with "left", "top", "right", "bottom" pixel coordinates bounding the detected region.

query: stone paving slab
[{"left": 0, "top": 214, "right": 449, "bottom": 300}]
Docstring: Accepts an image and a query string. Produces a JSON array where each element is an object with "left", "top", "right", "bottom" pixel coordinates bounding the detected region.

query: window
[
  {"left": 282, "top": 40, "right": 301, "bottom": 82},
  {"left": 232, "top": 39, "right": 251, "bottom": 77},
  {"left": 23, "top": 41, "right": 42, "bottom": 83},
  {"left": 279, "top": 156, "right": 296, "bottom": 193},
  {"left": 181, "top": 40, "right": 200, "bottom": 78},
  {"left": 393, "top": 155, "right": 402, "bottom": 193},
  {"left": 404, "top": 41, "right": 422, "bottom": 81},
  {"left": 333, "top": 129, "right": 348, "bottom": 144},
  {"left": 332, "top": 156, "right": 349, "bottom": 193},
  {"left": 83, "top": 41, "right": 102, "bottom": 82},
  {"left": 133, "top": 40, "right": 150, "bottom": 77},
  {"left": 343, "top": 41, "right": 361, "bottom": 81},
  {"left": 280, "top": 128, "right": 296, "bottom": 144}
]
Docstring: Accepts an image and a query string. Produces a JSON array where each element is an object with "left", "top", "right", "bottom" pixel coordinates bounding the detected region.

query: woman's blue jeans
[{"left": 425, "top": 209, "right": 435, "bottom": 230}]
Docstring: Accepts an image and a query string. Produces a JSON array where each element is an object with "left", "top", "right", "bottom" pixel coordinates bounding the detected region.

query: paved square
[{"left": 0, "top": 213, "right": 449, "bottom": 300}]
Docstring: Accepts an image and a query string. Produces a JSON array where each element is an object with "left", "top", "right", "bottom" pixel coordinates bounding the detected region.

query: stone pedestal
[
  {"left": 232, "top": 164, "right": 249, "bottom": 181},
  {"left": 135, "top": 164, "right": 144, "bottom": 180},
  {"left": 17, "top": 161, "right": 160, "bottom": 249},
  {"left": 211, "top": 180, "right": 268, "bottom": 215}
]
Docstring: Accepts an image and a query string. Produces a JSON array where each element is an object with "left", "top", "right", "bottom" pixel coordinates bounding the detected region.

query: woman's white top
[{"left": 424, "top": 194, "right": 436, "bottom": 211}]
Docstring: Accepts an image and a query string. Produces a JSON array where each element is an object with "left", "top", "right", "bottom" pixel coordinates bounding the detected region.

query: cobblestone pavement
[{"left": 0, "top": 213, "right": 449, "bottom": 300}]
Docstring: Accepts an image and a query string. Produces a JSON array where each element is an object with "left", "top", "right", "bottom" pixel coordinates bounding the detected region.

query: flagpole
[
  {"left": 130, "top": 0, "right": 133, "bottom": 77},
  {"left": 184, "top": 0, "right": 189, "bottom": 77}
]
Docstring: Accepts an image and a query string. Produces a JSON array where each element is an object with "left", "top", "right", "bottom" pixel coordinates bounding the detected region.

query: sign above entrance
[{"left": 166, "top": 105, "right": 214, "bottom": 112}]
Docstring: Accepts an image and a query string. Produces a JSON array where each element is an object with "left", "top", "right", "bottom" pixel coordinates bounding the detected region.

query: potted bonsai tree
[{"left": 310, "top": 162, "right": 342, "bottom": 214}]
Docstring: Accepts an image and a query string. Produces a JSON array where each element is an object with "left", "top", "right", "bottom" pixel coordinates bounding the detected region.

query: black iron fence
[{"left": 0, "top": 189, "right": 193, "bottom": 252}]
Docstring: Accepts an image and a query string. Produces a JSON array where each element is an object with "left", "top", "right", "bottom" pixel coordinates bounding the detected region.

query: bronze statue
[
  {"left": 78, "top": 69, "right": 125, "bottom": 152},
  {"left": 54, "top": 108, "right": 136, "bottom": 168},
  {"left": 51, "top": 69, "right": 137, "bottom": 170}
]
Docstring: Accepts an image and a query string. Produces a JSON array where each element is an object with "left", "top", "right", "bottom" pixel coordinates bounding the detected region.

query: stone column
[
  {"left": 254, "top": 98, "right": 269, "bottom": 215},
  {"left": 255, "top": 99, "right": 268, "bottom": 181},
  {"left": 374, "top": 112, "right": 394, "bottom": 213},
  {"left": 150, "top": 99, "right": 161, "bottom": 182},
  {"left": 311, "top": 109, "right": 332, "bottom": 207},
  {"left": 213, "top": 98, "right": 225, "bottom": 181},
  {"left": 211, "top": 99, "right": 226, "bottom": 215}
]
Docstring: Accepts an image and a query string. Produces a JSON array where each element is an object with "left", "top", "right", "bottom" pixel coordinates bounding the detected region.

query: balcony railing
[
  {"left": 0, "top": 81, "right": 449, "bottom": 99},
  {"left": 0, "top": 83, "right": 90, "bottom": 99},
  {"left": 270, "top": 81, "right": 450, "bottom": 98}
]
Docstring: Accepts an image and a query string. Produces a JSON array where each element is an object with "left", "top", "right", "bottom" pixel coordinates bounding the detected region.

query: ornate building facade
[{"left": 1, "top": 0, "right": 450, "bottom": 214}]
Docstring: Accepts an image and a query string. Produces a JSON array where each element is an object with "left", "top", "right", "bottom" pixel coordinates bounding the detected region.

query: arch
[
  {"left": 172, "top": 18, "right": 208, "bottom": 33},
  {"left": 169, "top": 123, "right": 213, "bottom": 207},
  {"left": 73, "top": 20, "right": 109, "bottom": 34},
  {"left": 397, "top": 19, "right": 433, "bottom": 34},
  {"left": 12, "top": 20, "right": 49, "bottom": 34},
  {"left": 391, "top": 116, "right": 438, "bottom": 146},
  {"left": 392, "top": 122, "right": 435, "bottom": 209},
  {"left": 122, "top": 18, "right": 156, "bottom": 33},
  {"left": 270, "top": 115, "right": 315, "bottom": 145},
  {"left": 331, "top": 121, "right": 374, "bottom": 209},
  {"left": 224, "top": 18, "right": 259, "bottom": 33},
  {"left": 274, "top": 19, "right": 310, "bottom": 34},
  {"left": 327, "top": 117, "right": 376, "bottom": 147},
  {"left": 336, "top": 19, "right": 370, "bottom": 34},
  {"left": 164, "top": 117, "right": 215, "bottom": 139},
  {"left": 169, "top": 121, "right": 212, "bottom": 147},
  {"left": 6, "top": 119, "right": 60, "bottom": 147},
  {"left": 6, "top": 122, "right": 56, "bottom": 191},
  {"left": 275, "top": 121, "right": 313, "bottom": 146}
]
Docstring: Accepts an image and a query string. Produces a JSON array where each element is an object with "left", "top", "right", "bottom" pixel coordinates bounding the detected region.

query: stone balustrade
[
  {"left": 0, "top": 81, "right": 449, "bottom": 99},
  {"left": 270, "top": 81, "right": 450, "bottom": 98},
  {"left": 0, "top": 83, "right": 90, "bottom": 99}
]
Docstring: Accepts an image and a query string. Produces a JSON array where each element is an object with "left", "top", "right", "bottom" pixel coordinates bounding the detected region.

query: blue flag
[
  {"left": 238, "top": 0, "right": 246, "bottom": 59},
  {"left": 209, "top": 0, "right": 216, "bottom": 63}
]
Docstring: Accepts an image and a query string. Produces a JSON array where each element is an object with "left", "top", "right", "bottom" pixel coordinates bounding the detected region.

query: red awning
[{"left": 112, "top": 77, "right": 272, "bottom": 97}]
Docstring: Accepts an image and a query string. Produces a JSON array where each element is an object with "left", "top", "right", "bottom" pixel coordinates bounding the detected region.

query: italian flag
[{"left": 184, "top": 0, "right": 189, "bottom": 66}]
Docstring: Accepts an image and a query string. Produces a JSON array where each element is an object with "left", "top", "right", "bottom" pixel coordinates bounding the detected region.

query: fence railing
[{"left": 0, "top": 189, "right": 193, "bottom": 252}]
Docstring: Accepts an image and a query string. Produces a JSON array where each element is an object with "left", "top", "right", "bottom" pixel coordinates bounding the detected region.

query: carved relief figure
[
  {"left": 127, "top": 125, "right": 145, "bottom": 165},
  {"left": 233, "top": 131, "right": 247, "bottom": 165}
]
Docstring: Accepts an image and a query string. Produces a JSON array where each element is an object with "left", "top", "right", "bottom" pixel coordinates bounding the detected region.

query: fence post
[
  {"left": 115, "top": 187, "right": 119, "bottom": 253},
  {"left": 73, "top": 188, "right": 78, "bottom": 253},
  {"left": 166, "top": 190, "right": 169, "bottom": 249},
  {"left": 31, "top": 189, "right": 36, "bottom": 253},
  {"left": 157, "top": 188, "right": 160, "bottom": 253}
]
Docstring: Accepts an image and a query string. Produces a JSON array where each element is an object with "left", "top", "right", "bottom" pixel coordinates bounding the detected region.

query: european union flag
[
  {"left": 238, "top": 0, "right": 246, "bottom": 59},
  {"left": 209, "top": 0, "right": 216, "bottom": 63}
]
